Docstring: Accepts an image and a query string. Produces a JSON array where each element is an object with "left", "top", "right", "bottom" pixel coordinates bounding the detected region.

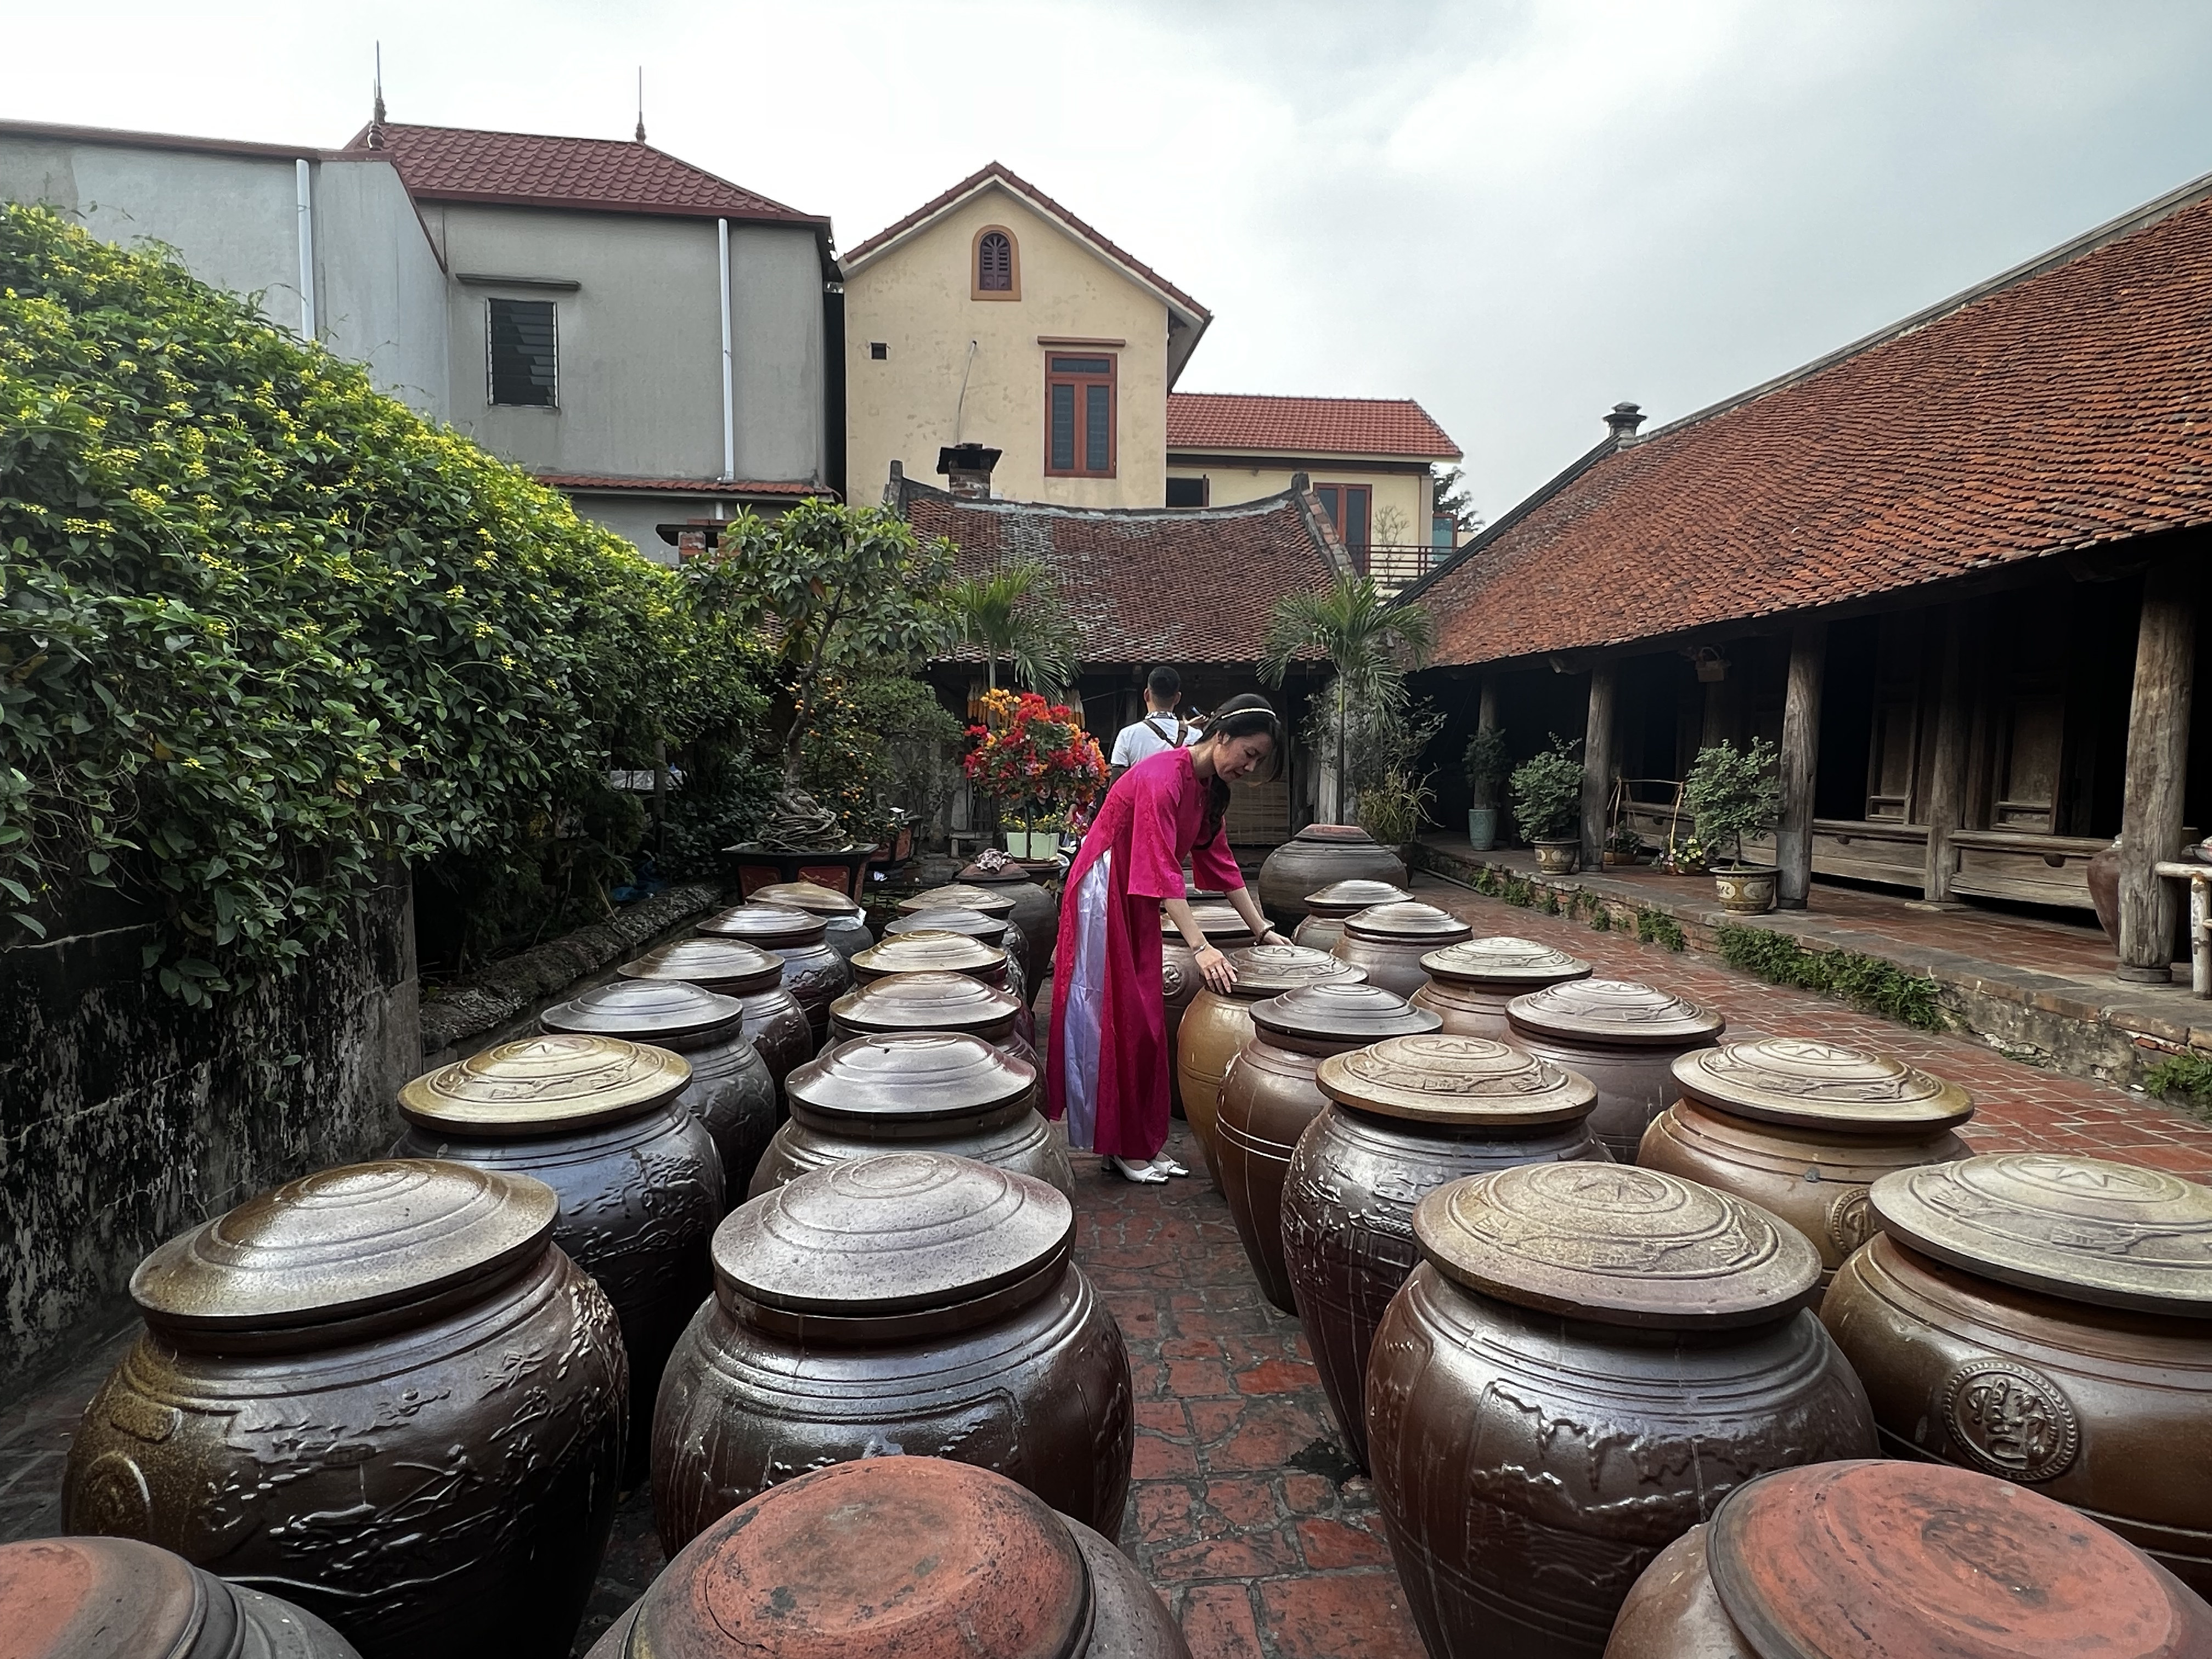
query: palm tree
[
  {"left": 945, "top": 560, "right": 1079, "bottom": 694},
  {"left": 1260, "top": 574, "right": 1435, "bottom": 821}
]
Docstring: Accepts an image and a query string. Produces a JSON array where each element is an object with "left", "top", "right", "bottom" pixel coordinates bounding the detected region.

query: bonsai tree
[
  {"left": 1463, "top": 726, "right": 1510, "bottom": 808},
  {"left": 944, "top": 558, "right": 1079, "bottom": 693},
  {"left": 1683, "top": 738, "right": 1781, "bottom": 868},
  {"left": 1509, "top": 736, "right": 1583, "bottom": 844},
  {"left": 1260, "top": 573, "right": 1434, "bottom": 819}
]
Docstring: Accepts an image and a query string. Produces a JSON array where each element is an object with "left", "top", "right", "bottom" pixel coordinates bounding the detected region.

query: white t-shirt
[{"left": 1110, "top": 710, "right": 1198, "bottom": 769}]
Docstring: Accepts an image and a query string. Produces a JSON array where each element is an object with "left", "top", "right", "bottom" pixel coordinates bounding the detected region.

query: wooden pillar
[
  {"left": 1582, "top": 663, "right": 1618, "bottom": 866},
  {"left": 1700, "top": 672, "right": 1738, "bottom": 752},
  {"left": 1776, "top": 622, "right": 1826, "bottom": 909},
  {"left": 1920, "top": 608, "right": 1972, "bottom": 901},
  {"left": 2118, "top": 558, "right": 2198, "bottom": 981}
]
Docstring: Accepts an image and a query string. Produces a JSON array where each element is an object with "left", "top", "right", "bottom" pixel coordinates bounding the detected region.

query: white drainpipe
[
  {"left": 718, "top": 217, "right": 736, "bottom": 481},
  {"left": 294, "top": 159, "right": 317, "bottom": 341}
]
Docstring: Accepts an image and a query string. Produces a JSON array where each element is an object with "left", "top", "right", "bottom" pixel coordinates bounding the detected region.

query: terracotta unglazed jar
[
  {"left": 1641, "top": 1039, "right": 1974, "bottom": 1287},
  {"left": 1410, "top": 935, "right": 1593, "bottom": 1037},
  {"left": 63, "top": 1161, "right": 625, "bottom": 1659},
  {"left": 592, "top": 1457, "right": 1187, "bottom": 1659},
  {"left": 391, "top": 1035, "right": 720, "bottom": 1473},
  {"left": 0, "top": 1535, "right": 363, "bottom": 1659},
  {"left": 961, "top": 857, "right": 1061, "bottom": 980},
  {"left": 652, "top": 1153, "right": 1133, "bottom": 1551},
  {"left": 746, "top": 878, "right": 873, "bottom": 962},
  {"left": 853, "top": 928, "right": 1034, "bottom": 1049},
  {"left": 1329, "top": 900, "right": 1474, "bottom": 998},
  {"left": 1507, "top": 978, "right": 1725, "bottom": 1160},
  {"left": 540, "top": 978, "right": 777, "bottom": 1203},
  {"left": 1282, "top": 1035, "right": 1605, "bottom": 1470},
  {"left": 1257, "top": 824, "right": 1408, "bottom": 927},
  {"left": 1291, "top": 878, "right": 1412, "bottom": 955},
  {"left": 1176, "top": 944, "right": 1363, "bottom": 1184},
  {"left": 828, "top": 969, "right": 1036, "bottom": 1068},
  {"left": 752, "top": 1032, "right": 1071, "bottom": 1198},
  {"left": 618, "top": 936, "right": 812, "bottom": 1086},
  {"left": 1162, "top": 900, "right": 1257, "bottom": 1111},
  {"left": 695, "top": 902, "right": 853, "bottom": 1041},
  {"left": 899, "top": 881, "right": 1027, "bottom": 978},
  {"left": 885, "top": 906, "right": 1030, "bottom": 1014},
  {"left": 1367, "top": 1163, "right": 1876, "bottom": 1659},
  {"left": 1821, "top": 1153, "right": 2212, "bottom": 1595},
  {"left": 1605, "top": 1458, "right": 2212, "bottom": 1659},
  {"left": 1216, "top": 980, "right": 1440, "bottom": 1311}
]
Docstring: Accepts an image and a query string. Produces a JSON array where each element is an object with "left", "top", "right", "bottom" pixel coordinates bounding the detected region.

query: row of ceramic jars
[
  {"left": 617, "top": 934, "right": 813, "bottom": 1085},
  {"left": 695, "top": 901, "right": 854, "bottom": 1041},
  {"left": 851, "top": 927, "right": 1036, "bottom": 1051}
]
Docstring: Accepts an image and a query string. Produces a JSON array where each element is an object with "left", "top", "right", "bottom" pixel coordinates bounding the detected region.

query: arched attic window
[{"left": 973, "top": 227, "right": 1019, "bottom": 299}]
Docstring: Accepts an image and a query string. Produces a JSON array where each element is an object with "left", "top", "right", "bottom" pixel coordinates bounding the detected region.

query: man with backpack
[{"left": 1109, "top": 667, "right": 1199, "bottom": 782}]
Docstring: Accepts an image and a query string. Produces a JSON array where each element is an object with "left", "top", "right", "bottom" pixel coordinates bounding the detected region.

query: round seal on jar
[
  {"left": 1331, "top": 901, "right": 1475, "bottom": 999},
  {"left": 695, "top": 903, "right": 853, "bottom": 1041},
  {"left": 1411, "top": 936, "right": 1593, "bottom": 1037},
  {"left": 828, "top": 969, "right": 1033, "bottom": 1066},
  {"left": 957, "top": 859, "right": 1062, "bottom": 982},
  {"left": 747, "top": 879, "right": 873, "bottom": 962},
  {"left": 1291, "top": 878, "right": 1413, "bottom": 953},
  {"left": 888, "top": 907, "right": 1029, "bottom": 1006},
  {"left": 620, "top": 937, "right": 812, "bottom": 1085},
  {"left": 1176, "top": 944, "right": 1363, "bottom": 1180},
  {"left": 1506, "top": 978, "right": 1725, "bottom": 1160}
]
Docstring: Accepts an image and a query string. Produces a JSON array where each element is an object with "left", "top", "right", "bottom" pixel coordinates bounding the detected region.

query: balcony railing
[{"left": 1359, "top": 543, "right": 1452, "bottom": 594}]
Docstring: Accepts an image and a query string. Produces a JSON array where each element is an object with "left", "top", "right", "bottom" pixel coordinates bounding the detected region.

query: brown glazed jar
[
  {"left": 1508, "top": 978, "right": 1726, "bottom": 1160},
  {"left": 62, "top": 1161, "right": 625, "bottom": 1659},
  {"left": 651, "top": 1153, "right": 1133, "bottom": 1552},
  {"left": 887, "top": 906, "right": 1030, "bottom": 1013},
  {"left": 1257, "top": 824, "right": 1408, "bottom": 926},
  {"left": 828, "top": 969, "right": 1036, "bottom": 1068},
  {"left": 899, "top": 881, "right": 1027, "bottom": 978},
  {"left": 619, "top": 936, "right": 812, "bottom": 1086},
  {"left": 1822, "top": 1153, "right": 2212, "bottom": 1595},
  {"left": 1641, "top": 1039, "right": 1974, "bottom": 1288},
  {"left": 1163, "top": 900, "right": 1259, "bottom": 1110},
  {"left": 961, "top": 856, "right": 1062, "bottom": 981},
  {"left": 0, "top": 1535, "right": 363, "bottom": 1658},
  {"left": 540, "top": 978, "right": 778, "bottom": 1203},
  {"left": 852, "top": 928, "right": 1034, "bottom": 1049},
  {"left": 1292, "top": 878, "right": 1413, "bottom": 954},
  {"left": 390, "top": 1035, "right": 719, "bottom": 1474},
  {"left": 1175, "top": 944, "right": 1363, "bottom": 1184},
  {"left": 1367, "top": 1163, "right": 1876, "bottom": 1659},
  {"left": 695, "top": 902, "right": 853, "bottom": 1042},
  {"left": 752, "top": 1032, "right": 1072, "bottom": 1198},
  {"left": 1330, "top": 900, "right": 1474, "bottom": 998},
  {"left": 1283, "top": 1035, "right": 1605, "bottom": 1471},
  {"left": 746, "top": 878, "right": 873, "bottom": 962},
  {"left": 1217, "top": 981, "right": 1441, "bottom": 1311},
  {"left": 591, "top": 1457, "right": 1187, "bottom": 1659},
  {"left": 1412, "top": 935, "right": 1593, "bottom": 1037},
  {"left": 1605, "top": 1458, "right": 2212, "bottom": 1659}
]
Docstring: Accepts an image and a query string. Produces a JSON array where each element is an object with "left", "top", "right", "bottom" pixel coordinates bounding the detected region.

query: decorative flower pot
[
  {"left": 828, "top": 969, "right": 1035, "bottom": 1069},
  {"left": 1507, "top": 978, "right": 1725, "bottom": 1161},
  {"left": 618, "top": 936, "right": 812, "bottom": 1086},
  {"left": 1290, "top": 878, "right": 1412, "bottom": 955},
  {"left": 1410, "top": 935, "right": 1593, "bottom": 1037},
  {"left": 1367, "top": 1164, "right": 1876, "bottom": 1659},
  {"left": 1466, "top": 806, "right": 1499, "bottom": 852},
  {"left": 885, "top": 907, "right": 1029, "bottom": 1014},
  {"left": 696, "top": 902, "right": 854, "bottom": 1042},
  {"left": 63, "top": 1162, "right": 625, "bottom": 1659},
  {"left": 1330, "top": 899, "right": 1475, "bottom": 999},
  {"left": 726, "top": 843, "right": 876, "bottom": 900},
  {"left": 1162, "top": 901, "right": 1261, "bottom": 1114},
  {"left": 960, "top": 858, "right": 1061, "bottom": 981},
  {"left": 746, "top": 879, "right": 874, "bottom": 962},
  {"left": 1257, "top": 824, "right": 1408, "bottom": 927},
  {"left": 1712, "top": 865, "right": 1779, "bottom": 915},
  {"left": 1532, "top": 837, "right": 1579, "bottom": 874},
  {"left": 1283, "top": 1035, "right": 1604, "bottom": 1470},
  {"left": 651, "top": 1153, "right": 1132, "bottom": 1551}
]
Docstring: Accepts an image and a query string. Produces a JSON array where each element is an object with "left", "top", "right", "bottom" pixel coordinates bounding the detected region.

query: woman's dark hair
[{"left": 1197, "top": 693, "right": 1285, "bottom": 846}]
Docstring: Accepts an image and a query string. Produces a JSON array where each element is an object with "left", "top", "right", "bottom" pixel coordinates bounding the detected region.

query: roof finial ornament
[
  {"left": 369, "top": 41, "right": 386, "bottom": 146},
  {"left": 1604, "top": 401, "right": 1645, "bottom": 445},
  {"left": 634, "top": 67, "right": 646, "bottom": 143}
]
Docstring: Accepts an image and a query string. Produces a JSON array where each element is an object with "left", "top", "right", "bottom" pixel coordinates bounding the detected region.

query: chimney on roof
[
  {"left": 1604, "top": 402, "right": 1645, "bottom": 445},
  {"left": 937, "top": 443, "right": 1001, "bottom": 501}
]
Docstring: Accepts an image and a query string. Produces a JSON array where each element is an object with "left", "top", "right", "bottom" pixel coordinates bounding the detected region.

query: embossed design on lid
[
  {"left": 1301, "top": 879, "right": 1412, "bottom": 914},
  {"left": 787, "top": 1034, "right": 1036, "bottom": 1124},
  {"left": 132, "top": 1160, "right": 557, "bottom": 1331},
  {"left": 1704, "top": 1459, "right": 2211, "bottom": 1659},
  {"left": 1340, "top": 900, "right": 1474, "bottom": 944},
  {"left": 1220, "top": 943, "right": 1364, "bottom": 1000},
  {"left": 851, "top": 929, "right": 1005, "bottom": 980},
  {"left": 884, "top": 906, "right": 1011, "bottom": 945},
  {"left": 1413, "top": 1162, "right": 1818, "bottom": 1327},
  {"left": 1506, "top": 977, "right": 1725, "bottom": 1046},
  {"left": 695, "top": 902, "right": 828, "bottom": 947},
  {"left": 637, "top": 1457, "right": 1090, "bottom": 1659},
  {"left": 898, "top": 882, "right": 1016, "bottom": 917},
  {"left": 1318, "top": 1035, "right": 1596, "bottom": 1126},
  {"left": 540, "top": 978, "right": 745, "bottom": 1042},
  {"left": 1419, "top": 935, "right": 1594, "bottom": 989},
  {"left": 1870, "top": 1153, "right": 2212, "bottom": 1313},
  {"left": 1673, "top": 1039, "right": 1973, "bottom": 1133},
  {"left": 1160, "top": 901, "right": 1251, "bottom": 940},
  {"left": 620, "top": 936, "right": 784, "bottom": 995},
  {"left": 1250, "top": 980, "right": 1442, "bottom": 1044},
  {"left": 748, "top": 879, "right": 863, "bottom": 917},
  {"left": 398, "top": 1035, "right": 690, "bottom": 1133},
  {"left": 833, "top": 970, "right": 1022, "bottom": 1035}
]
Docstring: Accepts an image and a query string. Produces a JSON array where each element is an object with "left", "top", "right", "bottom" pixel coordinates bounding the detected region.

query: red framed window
[
  {"left": 1314, "top": 483, "right": 1371, "bottom": 555},
  {"left": 1046, "top": 354, "right": 1116, "bottom": 477}
]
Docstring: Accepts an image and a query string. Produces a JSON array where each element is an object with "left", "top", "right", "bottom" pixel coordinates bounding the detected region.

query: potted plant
[
  {"left": 1463, "top": 727, "right": 1509, "bottom": 852},
  {"left": 1602, "top": 826, "right": 1644, "bottom": 867},
  {"left": 1510, "top": 736, "right": 1584, "bottom": 874},
  {"left": 1684, "top": 738, "right": 1782, "bottom": 913},
  {"left": 1355, "top": 766, "right": 1435, "bottom": 864}
]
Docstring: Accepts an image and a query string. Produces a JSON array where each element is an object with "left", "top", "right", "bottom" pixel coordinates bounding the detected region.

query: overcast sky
[{"left": 10, "top": 1, "right": 2211, "bottom": 518}]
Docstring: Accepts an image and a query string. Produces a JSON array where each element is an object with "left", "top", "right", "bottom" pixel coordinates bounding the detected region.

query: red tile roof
[
  {"left": 340, "top": 123, "right": 825, "bottom": 224},
  {"left": 1415, "top": 176, "right": 2212, "bottom": 668},
  {"left": 1167, "top": 393, "right": 1462, "bottom": 460},
  {"left": 538, "top": 473, "right": 830, "bottom": 497}
]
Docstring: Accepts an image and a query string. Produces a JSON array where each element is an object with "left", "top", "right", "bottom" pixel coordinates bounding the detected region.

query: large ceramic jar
[
  {"left": 1367, "top": 1163, "right": 1876, "bottom": 1659},
  {"left": 1411, "top": 935, "right": 1593, "bottom": 1036},
  {"left": 1508, "top": 978, "right": 1726, "bottom": 1160},
  {"left": 590, "top": 1457, "right": 1187, "bottom": 1659},
  {"left": 1330, "top": 899, "right": 1474, "bottom": 998},
  {"left": 1217, "top": 981, "right": 1440, "bottom": 1311},
  {"left": 540, "top": 978, "right": 777, "bottom": 1203},
  {"left": 695, "top": 902, "right": 853, "bottom": 1041},
  {"left": 1821, "top": 1153, "right": 2212, "bottom": 1595},
  {"left": 886, "top": 906, "right": 1030, "bottom": 1012},
  {"left": 752, "top": 1032, "right": 1072, "bottom": 1198},
  {"left": 1641, "top": 1039, "right": 1974, "bottom": 1288},
  {"left": 618, "top": 936, "right": 812, "bottom": 1086},
  {"left": 1163, "top": 900, "right": 1259, "bottom": 1110},
  {"left": 852, "top": 928, "right": 1034, "bottom": 1048},
  {"left": 962, "top": 856, "right": 1061, "bottom": 980},
  {"left": 1283, "top": 1035, "right": 1605, "bottom": 1471},
  {"left": 63, "top": 1161, "right": 625, "bottom": 1659},
  {"left": 1291, "top": 878, "right": 1410, "bottom": 953},
  {"left": 1604, "top": 1458, "right": 2212, "bottom": 1659},
  {"left": 899, "top": 881, "right": 1027, "bottom": 978},
  {"left": 652, "top": 1153, "right": 1133, "bottom": 1551},
  {"left": 828, "top": 969, "right": 1036, "bottom": 1068},
  {"left": 747, "top": 878, "right": 873, "bottom": 962},
  {"left": 391, "top": 1035, "right": 720, "bottom": 1472},
  {"left": 1257, "top": 824, "right": 1408, "bottom": 927},
  {"left": 0, "top": 1535, "right": 363, "bottom": 1658},
  {"left": 1175, "top": 944, "right": 1363, "bottom": 1183}
]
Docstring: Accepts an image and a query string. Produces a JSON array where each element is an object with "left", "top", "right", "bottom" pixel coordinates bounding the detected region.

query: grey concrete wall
[
  {"left": 567, "top": 492, "right": 729, "bottom": 565},
  {"left": 312, "top": 159, "right": 450, "bottom": 411},
  {"left": 729, "top": 222, "right": 827, "bottom": 483}
]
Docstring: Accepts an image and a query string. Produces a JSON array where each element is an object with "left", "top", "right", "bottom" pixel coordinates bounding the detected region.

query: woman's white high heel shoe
[{"left": 1109, "top": 1156, "right": 1169, "bottom": 1183}]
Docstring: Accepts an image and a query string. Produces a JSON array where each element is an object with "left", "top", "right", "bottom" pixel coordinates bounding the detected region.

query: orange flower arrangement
[{"left": 963, "top": 689, "right": 1108, "bottom": 823}]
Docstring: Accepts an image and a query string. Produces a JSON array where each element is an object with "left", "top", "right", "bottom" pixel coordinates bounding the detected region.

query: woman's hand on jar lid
[{"left": 1195, "top": 943, "right": 1238, "bottom": 994}]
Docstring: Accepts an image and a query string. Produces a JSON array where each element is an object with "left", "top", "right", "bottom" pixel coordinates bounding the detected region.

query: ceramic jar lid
[
  {"left": 695, "top": 902, "right": 828, "bottom": 949},
  {"left": 899, "top": 882, "right": 1016, "bottom": 918},
  {"left": 1506, "top": 977, "right": 1725, "bottom": 1047},
  {"left": 852, "top": 929, "right": 1005, "bottom": 980},
  {"left": 1703, "top": 1459, "right": 2212, "bottom": 1659},
  {"left": 0, "top": 1537, "right": 319, "bottom": 1659},
  {"left": 1221, "top": 943, "right": 1364, "bottom": 1001},
  {"left": 132, "top": 1160, "right": 557, "bottom": 1333},
  {"left": 1419, "top": 935, "right": 1594, "bottom": 989},
  {"left": 620, "top": 936, "right": 783, "bottom": 996},
  {"left": 787, "top": 1034, "right": 1036, "bottom": 1125},
  {"left": 958, "top": 859, "right": 1038, "bottom": 885},
  {"left": 539, "top": 978, "right": 745, "bottom": 1043},
  {"left": 1161, "top": 900, "right": 1252, "bottom": 940},
  {"left": 398, "top": 1035, "right": 690, "bottom": 1135},
  {"left": 1869, "top": 1153, "right": 2212, "bottom": 1314},
  {"left": 1318, "top": 1034, "right": 1597, "bottom": 1126},
  {"left": 1673, "top": 1039, "right": 1973, "bottom": 1133},
  {"left": 635, "top": 1458, "right": 1091, "bottom": 1659},
  {"left": 748, "top": 879, "right": 864, "bottom": 918},
  {"left": 833, "top": 971, "right": 1023, "bottom": 1036},
  {"left": 885, "top": 906, "right": 1011, "bottom": 946},
  {"left": 1340, "top": 900, "right": 1474, "bottom": 946},
  {"left": 1250, "top": 980, "right": 1442, "bottom": 1045},
  {"left": 713, "top": 1152, "right": 1072, "bottom": 1317},
  {"left": 1302, "top": 878, "right": 1412, "bottom": 915},
  {"left": 1413, "top": 1162, "right": 1819, "bottom": 1328},
  {"left": 1293, "top": 823, "right": 1381, "bottom": 845}
]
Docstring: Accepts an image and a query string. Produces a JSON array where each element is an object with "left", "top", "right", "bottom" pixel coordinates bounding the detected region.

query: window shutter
[
  {"left": 488, "top": 298, "right": 557, "bottom": 407},
  {"left": 1050, "top": 382, "right": 1076, "bottom": 471},
  {"left": 978, "top": 232, "right": 1013, "bottom": 292},
  {"left": 1084, "top": 384, "right": 1111, "bottom": 473}
]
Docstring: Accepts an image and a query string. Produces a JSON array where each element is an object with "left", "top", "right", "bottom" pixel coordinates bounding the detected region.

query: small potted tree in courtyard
[
  {"left": 1510, "top": 736, "right": 1584, "bottom": 873},
  {"left": 1684, "top": 738, "right": 1782, "bottom": 913},
  {"left": 1463, "top": 726, "right": 1509, "bottom": 851}
]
